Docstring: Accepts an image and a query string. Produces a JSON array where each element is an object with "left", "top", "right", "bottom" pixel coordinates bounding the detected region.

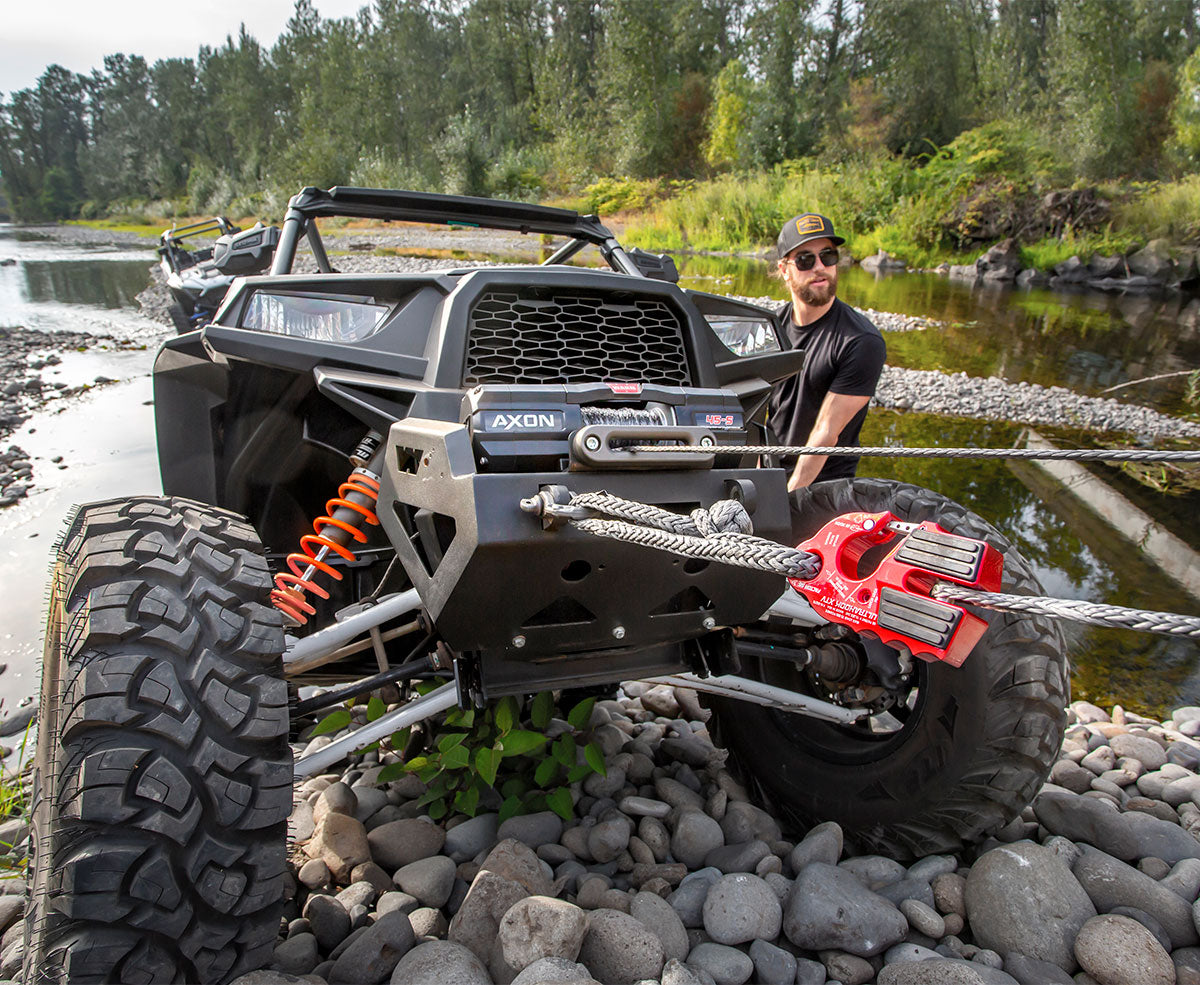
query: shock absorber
[{"left": 272, "top": 431, "right": 384, "bottom": 625}]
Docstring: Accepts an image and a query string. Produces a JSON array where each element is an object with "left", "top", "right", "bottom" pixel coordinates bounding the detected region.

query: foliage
[
  {"left": 1115, "top": 175, "right": 1200, "bottom": 245},
  {"left": 313, "top": 688, "right": 606, "bottom": 823},
  {"left": 1170, "top": 45, "right": 1200, "bottom": 170}
]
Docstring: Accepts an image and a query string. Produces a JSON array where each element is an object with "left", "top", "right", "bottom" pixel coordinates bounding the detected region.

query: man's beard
[{"left": 798, "top": 275, "right": 837, "bottom": 306}]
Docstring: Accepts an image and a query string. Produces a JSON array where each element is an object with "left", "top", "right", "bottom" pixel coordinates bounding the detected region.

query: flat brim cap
[{"left": 777, "top": 213, "right": 845, "bottom": 257}]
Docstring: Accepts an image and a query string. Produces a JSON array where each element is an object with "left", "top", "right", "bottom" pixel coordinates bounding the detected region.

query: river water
[{"left": 0, "top": 224, "right": 1198, "bottom": 717}]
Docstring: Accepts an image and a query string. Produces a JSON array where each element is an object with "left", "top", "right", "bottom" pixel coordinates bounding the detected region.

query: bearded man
[{"left": 768, "top": 213, "right": 887, "bottom": 491}]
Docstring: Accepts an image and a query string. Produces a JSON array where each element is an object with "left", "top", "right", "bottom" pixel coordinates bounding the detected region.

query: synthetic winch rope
[
  {"left": 522, "top": 488, "right": 1200, "bottom": 640},
  {"left": 626, "top": 444, "right": 1200, "bottom": 463}
]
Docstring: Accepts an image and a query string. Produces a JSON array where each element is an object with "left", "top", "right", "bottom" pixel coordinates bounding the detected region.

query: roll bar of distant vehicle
[{"left": 270, "top": 185, "right": 645, "bottom": 278}]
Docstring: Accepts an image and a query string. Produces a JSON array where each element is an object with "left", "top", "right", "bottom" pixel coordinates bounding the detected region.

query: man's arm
[{"left": 787, "top": 391, "right": 871, "bottom": 491}]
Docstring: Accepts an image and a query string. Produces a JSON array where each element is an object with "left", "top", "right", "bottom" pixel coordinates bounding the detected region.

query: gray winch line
[
  {"left": 534, "top": 489, "right": 1200, "bottom": 640},
  {"left": 626, "top": 444, "right": 1200, "bottom": 463}
]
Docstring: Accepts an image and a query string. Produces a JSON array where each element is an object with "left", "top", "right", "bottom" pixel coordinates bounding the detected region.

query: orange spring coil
[{"left": 271, "top": 471, "right": 381, "bottom": 624}]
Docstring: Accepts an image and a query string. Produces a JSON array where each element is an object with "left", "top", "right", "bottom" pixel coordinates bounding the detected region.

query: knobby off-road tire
[
  {"left": 716, "top": 477, "right": 1069, "bottom": 860},
  {"left": 25, "top": 496, "right": 293, "bottom": 984}
]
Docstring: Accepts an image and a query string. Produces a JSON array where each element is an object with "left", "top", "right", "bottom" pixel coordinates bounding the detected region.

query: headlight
[
  {"left": 705, "top": 315, "right": 781, "bottom": 357},
  {"left": 242, "top": 292, "right": 389, "bottom": 342}
]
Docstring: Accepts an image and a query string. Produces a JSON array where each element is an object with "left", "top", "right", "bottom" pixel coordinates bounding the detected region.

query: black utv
[{"left": 27, "top": 188, "right": 1067, "bottom": 983}]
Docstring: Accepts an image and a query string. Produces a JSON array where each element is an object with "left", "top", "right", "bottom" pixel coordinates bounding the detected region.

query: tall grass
[{"left": 1116, "top": 175, "right": 1200, "bottom": 244}]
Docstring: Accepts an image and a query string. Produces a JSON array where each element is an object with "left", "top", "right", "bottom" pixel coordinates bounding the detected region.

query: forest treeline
[{"left": 2, "top": 0, "right": 1200, "bottom": 256}]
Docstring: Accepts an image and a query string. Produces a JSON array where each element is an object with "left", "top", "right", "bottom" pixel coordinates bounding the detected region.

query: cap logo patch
[{"left": 796, "top": 215, "right": 825, "bottom": 235}]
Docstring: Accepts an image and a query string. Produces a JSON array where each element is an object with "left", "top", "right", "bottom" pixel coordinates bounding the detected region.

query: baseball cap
[{"left": 776, "top": 213, "right": 845, "bottom": 258}]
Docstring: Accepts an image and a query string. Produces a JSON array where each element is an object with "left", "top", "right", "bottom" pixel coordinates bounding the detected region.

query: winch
[{"left": 463, "top": 382, "right": 748, "bottom": 472}]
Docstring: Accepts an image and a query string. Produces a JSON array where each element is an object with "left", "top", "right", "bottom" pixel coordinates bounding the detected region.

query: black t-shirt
[{"left": 768, "top": 298, "right": 887, "bottom": 482}]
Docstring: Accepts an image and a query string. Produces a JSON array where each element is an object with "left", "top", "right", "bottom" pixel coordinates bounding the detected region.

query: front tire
[
  {"left": 25, "top": 496, "right": 292, "bottom": 983},
  {"left": 716, "top": 477, "right": 1069, "bottom": 859}
]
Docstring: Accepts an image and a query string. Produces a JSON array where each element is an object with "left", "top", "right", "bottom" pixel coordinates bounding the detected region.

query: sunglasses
[{"left": 790, "top": 248, "right": 840, "bottom": 271}]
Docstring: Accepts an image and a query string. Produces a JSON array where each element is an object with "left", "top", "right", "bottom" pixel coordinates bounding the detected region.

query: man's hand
[{"left": 787, "top": 391, "right": 872, "bottom": 491}]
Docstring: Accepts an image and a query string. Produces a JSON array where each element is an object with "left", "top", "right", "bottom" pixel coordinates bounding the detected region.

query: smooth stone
[
  {"left": 1110, "top": 734, "right": 1167, "bottom": 770},
  {"left": 718, "top": 801, "right": 781, "bottom": 846},
  {"left": 367, "top": 819, "right": 446, "bottom": 870},
  {"left": 393, "top": 855, "right": 457, "bottom": 909},
  {"left": 510, "top": 956, "right": 599, "bottom": 985},
  {"left": 908, "top": 855, "right": 958, "bottom": 883},
  {"left": 1174, "top": 947, "right": 1200, "bottom": 985},
  {"left": 578, "top": 908, "right": 665, "bottom": 985},
  {"left": 964, "top": 841, "right": 1096, "bottom": 971},
  {"left": 302, "top": 894, "right": 351, "bottom": 952},
  {"left": 376, "top": 891, "right": 419, "bottom": 918},
  {"left": 444, "top": 813, "right": 499, "bottom": 863},
  {"left": 306, "top": 813, "right": 372, "bottom": 883},
  {"left": 619, "top": 796, "right": 671, "bottom": 819},
  {"left": 701, "top": 873, "right": 781, "bottom": 945},
  {"left": 783, "top": 862, "right": 908, "bottom": 958},
  {"left": 794, "top": 956, "right": 826, "bottom": 983},
  {"left": 588, "top": 818, "right": 632, "bottom": 864},
  {"left": 447, "top": 869, "right": 531, "bottom": 961},
  {"left": 388, "top": 940, "right": 491, "bottom": 984},
  {"left": 878, "top": 957, "right": 1021, "bottom": 984},
  {"left": 1074, "top": 913, "right": 1174, "bottom": 985},
  {"left": 498, "top": 811, "right": 565, "bottom": 850},
  {"left": 290, "top": 800, "right": 316, "bottom": 842},
  {"left": 687, "top": 941, "right": 754, "bottom": 985},
  {"left": 1034, "top": 791, "right": 1139, "bottom": 861},
  {"left": 667, "top": 876, "right": 714, "bottom": 928},
  {"left": 271, "top": 933, "right": 318, "bottom": 975},
  {"left": 875, "top": 877, "right": 935, "bottom": 909},
  {"left": 480, "top": 839, "right": 553, "bottom": 896},
  {"left": 932, "top": 873, "right": 967, "bottom": 917},
  {"left": 630, "top": 890, "right": 690, "bottom": 962},
  {"left": 671, "top": 811, "right": 725, "bottom": 869},
  {"left": 314, "top": 782, "right": 359, "bottom": 827},
  {"left": 638, "top": 816, "right": 670, "bottom": 862},
  {"left": 748, "top": 939, "right": 796, "bottom": 985},
  {"left": 840, "top": 855, "right": 907, "bottom": 889},
  {"left": 1122, "top": 809, "right": 1200, "bottom": 864},
  {"left": 703, "top": 839, "right": 769, "bottom": 874},
  {"left": 900, "top": 898, "right": 945, "bottom": 939},
  {"left": 655, "top": 777, "right": 705, "bottom": 811},
  {"left": 330, "top": 910, "right": 415, "bottom": 983},
  {"left": 408, "top": 906, "right": 448, "bottom": 940},
  {"left": 1109, "top": 905, "right": 1172, "bottom": 952},
  {"left": 1073, "top": 845, "right": 1198, "bottom": 948},
  {"left": 1003, "top": 952, "right": 1075, "bottom": 984},
  {"left": 789, "top": 821, "right": 843, "bottom": 871},
  {"left": 1164, "top": 858, "right": 1200, "bottom": 900},
  {"left": 498, "top": 895, "right": 589, "bottom": 970},
  {"left": 353, "top": 787, "right": 390, "bottom": 824},
  {"left": 660, "top": 957, "right": 708, "bottom": 985},
  {"left": 885, "top": 942, "right": 943, "bottom": 964},
  {"left": 298, "top": 858, "right": 332, "bottom": 891}
]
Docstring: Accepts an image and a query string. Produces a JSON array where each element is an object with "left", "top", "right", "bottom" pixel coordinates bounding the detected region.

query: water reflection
[
  {"left": 674, "top": 256, "right": 1200, "bottom": 416},
  {"left": 18, "top": 259, "right": 152, "bottom": 310},
  {"left": 858, "top": 410, "right": 1200, "bottom": 717}
]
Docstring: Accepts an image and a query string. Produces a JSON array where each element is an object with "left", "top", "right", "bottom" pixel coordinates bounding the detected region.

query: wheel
[
  {"left": 167, "top": 302, "right": 194, "bottom": 334},
  {"left": 25, "top": 496, "right": 293, "bottom": 983},
  {"left": 715, "top": 477, "right": 1068, "bottom": 860}
]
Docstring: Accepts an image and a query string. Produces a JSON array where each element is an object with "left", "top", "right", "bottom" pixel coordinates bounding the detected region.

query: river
[{"left": 0, "top": 223, "right": 1198, "bottom": 717}]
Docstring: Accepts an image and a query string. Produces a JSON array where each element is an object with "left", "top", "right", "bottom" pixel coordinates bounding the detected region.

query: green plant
[{"left": 312, "top": 688, "right": 606, "bottom": 823}]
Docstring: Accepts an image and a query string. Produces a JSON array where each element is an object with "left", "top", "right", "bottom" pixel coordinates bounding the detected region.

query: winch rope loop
[
  {"left": 530, "top": 489, "right": 1200, "bottom": 640},
  {"left": 627, "top": 444, "right": 1200, "bottom": 463},
  {"left": 932, "top": 584, "right": 1200, "bottom": 639},
  {"left": 534, "top": 490, "right": 821, "bottom": 579}
]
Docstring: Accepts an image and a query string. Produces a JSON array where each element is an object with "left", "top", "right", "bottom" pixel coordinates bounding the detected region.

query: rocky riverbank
[{"left": 181, "top": 688, "right": 1200, "bottom": 985}]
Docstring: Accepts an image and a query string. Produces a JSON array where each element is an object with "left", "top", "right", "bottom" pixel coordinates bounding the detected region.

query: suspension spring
[{"left": 272, "top": 467, "right": 382, "bottom": 625}]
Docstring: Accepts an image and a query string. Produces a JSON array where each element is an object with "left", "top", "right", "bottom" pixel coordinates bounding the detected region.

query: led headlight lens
[
  {"left": 243, "top": 292, "right": 389, "bottom": 343},
  {"left": 706, "top": 315, "right": 781, "bottom": 356}
]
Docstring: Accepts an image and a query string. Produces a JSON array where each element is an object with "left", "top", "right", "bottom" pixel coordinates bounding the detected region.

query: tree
[{"left": 1169, "top": 43, "right": 1200, "bottom": 168}]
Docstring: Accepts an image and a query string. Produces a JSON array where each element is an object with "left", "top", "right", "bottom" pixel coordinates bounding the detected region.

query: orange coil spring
[{"left": 271, "top": 471, "right": 381, "bottom": 624}]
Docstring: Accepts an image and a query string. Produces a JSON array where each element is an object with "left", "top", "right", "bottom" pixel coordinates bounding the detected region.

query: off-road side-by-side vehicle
[
  {"left": 158, "top": 216, "right": 281, "bottom": 332},
  {"left": 29, "top": 188, "right": 1068, "bottom": 982}
]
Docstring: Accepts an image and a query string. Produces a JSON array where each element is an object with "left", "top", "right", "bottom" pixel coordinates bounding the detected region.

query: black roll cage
[{"left": 270, "top": 186, "right": 644, "bottom": 278}]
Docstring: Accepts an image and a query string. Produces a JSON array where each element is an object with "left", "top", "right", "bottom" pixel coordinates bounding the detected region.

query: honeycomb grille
[{"left": 464, "top": 289, "right": 691, "bottom": 386}]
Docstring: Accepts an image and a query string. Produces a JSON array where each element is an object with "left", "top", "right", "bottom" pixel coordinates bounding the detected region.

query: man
[{"left": 768, "top": 213, "right": 887, "bottom": 491}]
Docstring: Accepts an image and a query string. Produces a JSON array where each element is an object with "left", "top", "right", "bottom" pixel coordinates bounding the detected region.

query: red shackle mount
[{"left": 787, "top": 510, "right": 1004, "bottom": 667}]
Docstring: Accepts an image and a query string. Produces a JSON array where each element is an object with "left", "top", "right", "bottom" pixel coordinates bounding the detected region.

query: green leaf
[
  {"left": 530, "top": 691, "right": 554, "bottom": 730},
  {"left": 376, "top": 762, "right": 406, "bottom": 784},
  {"left": 428, "top": 798, "right": 448, "bottom": 820},
  {"left": 567, "top": 696, "right": 596, "bottom": 731},
  {"left": 523, "top": 790, "right": 548, "bottom": 813},
  {"left": 403, "top": 755, "right": 431, "bottom": 772},
  {"left": 534, "top": 757, "right": 559, "bottom": 788},
  {"left": 454, "top": 785, "right": 480, "bottom": 817},
  {"left": 500, "top": 730, "right": 548, "bottom": 758},
  {"left": 310, "top": 709, "right": 352, "bottom": 736},
  {"left": 501, "top": 777, "right": 528, "bottom": 799},
  {"left": 442, "top": 744, "right": 470, "bottom": 770},
  {"left": 546, "top": 786, "right": 574, "bottom": 821},
  {"left": 498, "top": 794, "right": 522, "bottom": 823},
  {"left": 475, "top": 747, "right": 501, "bottom": 787},
  {"left": 566, "top": 763, "right": 592, "bottom": 784},
  {"left": 584, "top": 742, "right": 607, "bottom": 777},
  {"left": 552, "top": 734, "right": 576, "bottom": 766},
  {"left": 437, "top": 732, "right": 468, "bottom": 754},
  {"left": 414, "top": 677, "right": 447, "bottom": 696},
  {"left": 367, "top": 696, "right": 386, "bottom": 722},
  {"left": 416, "top": 765, "right": 442, "bottom": 784},
  {"left": 458, "top": 708, "right": 476, "bottom": 729},
  {"left": 495, "top": 696, "right": 519, "bottom": 734},
  {"left": 389, "top": 726, "right": 412, "bottom": 752}
]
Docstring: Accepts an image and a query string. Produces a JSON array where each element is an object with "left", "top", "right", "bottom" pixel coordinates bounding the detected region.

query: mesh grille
[{"left": 464, "top": 289, "right": 691, "bottom": 386}]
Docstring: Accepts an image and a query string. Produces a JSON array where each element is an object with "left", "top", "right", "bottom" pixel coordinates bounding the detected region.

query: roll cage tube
[{"left": 269, "top": 185, "right": 643, "bottom": 277}]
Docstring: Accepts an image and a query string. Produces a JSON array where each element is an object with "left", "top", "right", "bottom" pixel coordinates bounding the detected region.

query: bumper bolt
[
  {"left": 699, "top": 436, "right": 715, "bottom": 448},
  {"left": 702, "top": 616, "right": 716, "bottom": 630},
  {"left": 584, "top": 434, "right": 602, "bottom": 452},
  {"left": 512, "top": 635, "right": 526, "bottom": 648},
  {"left": 612, "top": 626, "right": 626, "bottom": 640}
]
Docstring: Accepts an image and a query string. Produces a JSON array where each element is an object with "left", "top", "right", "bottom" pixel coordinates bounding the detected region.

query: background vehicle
[
  {"left": 28, "top": 187, "right": 1067, "bottom": 983},
  {"left": 157, "top": 216, "right": 280, "bottom": 332}
]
